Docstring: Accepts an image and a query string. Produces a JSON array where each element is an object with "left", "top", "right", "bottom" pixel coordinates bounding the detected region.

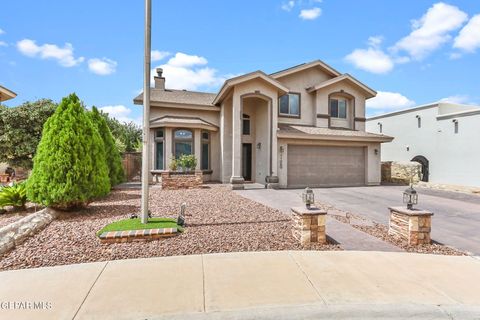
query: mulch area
[{"left": 0, "top": 185, "right": 340, "bottom": 271}]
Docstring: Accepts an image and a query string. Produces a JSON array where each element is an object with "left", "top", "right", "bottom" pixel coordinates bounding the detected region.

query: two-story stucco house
[{"left": 134, "top": 60, "right": 392, "bottom": 189}]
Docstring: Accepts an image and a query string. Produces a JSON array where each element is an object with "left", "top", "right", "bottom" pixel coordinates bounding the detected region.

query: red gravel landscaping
[{"left": 0, "top": 184, "right": 340, "bottom": 271}]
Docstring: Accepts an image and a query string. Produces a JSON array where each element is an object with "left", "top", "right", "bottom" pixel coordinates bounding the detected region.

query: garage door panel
[{"left": 287, "top": 145, "right": 365, "bottom": 187}]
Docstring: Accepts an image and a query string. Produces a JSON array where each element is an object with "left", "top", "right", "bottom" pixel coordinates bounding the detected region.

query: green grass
[{"left": 97, "top": 217, "right": 183, "bottom": 236}]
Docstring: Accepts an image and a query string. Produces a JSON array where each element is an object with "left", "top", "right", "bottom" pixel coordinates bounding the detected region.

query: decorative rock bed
[{"left": 0, "top": 208, "right": 59, "bottom": 255}]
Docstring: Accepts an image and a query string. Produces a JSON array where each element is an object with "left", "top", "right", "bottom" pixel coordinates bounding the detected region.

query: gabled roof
[
  {"left": 0, "top": 85, "right": 17, "bottom": 102},
  {"left": 306, "top": 74, "right": 377, "bottom": 98},
  {"left": 270, "top": 60, "right": 341, "bottom": 79},
  {"left": 212, "top": 71, "right": 289, "bottom": 105},
  {"left": 134, "top": 89, "right": 217, "bottom": 107}
]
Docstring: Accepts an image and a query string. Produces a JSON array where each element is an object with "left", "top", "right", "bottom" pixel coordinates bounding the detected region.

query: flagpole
[{"left": 141, "top": 0, "right": 152, "bottom": 224}]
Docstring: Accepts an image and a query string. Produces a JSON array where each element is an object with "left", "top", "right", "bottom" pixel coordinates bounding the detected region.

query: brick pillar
[
  {"left": 388, "top": 206, "right": 433, "bottom": 245},
  {"left": 291, "top": 206, "right": 327, "bottom": 245}
]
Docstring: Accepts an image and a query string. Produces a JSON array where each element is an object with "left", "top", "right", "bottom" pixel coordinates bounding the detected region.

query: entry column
[{"left": 230, "top": 90, "right": 245, "bottom": 189}]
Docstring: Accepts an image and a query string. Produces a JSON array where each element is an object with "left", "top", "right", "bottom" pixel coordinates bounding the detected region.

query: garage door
[{"left": 287, "top": 145, "right": 365, "bottom": 188}]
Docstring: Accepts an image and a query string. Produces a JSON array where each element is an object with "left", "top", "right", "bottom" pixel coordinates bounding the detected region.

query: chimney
[{"left": 154, "top": 68, "right": 165, "bottom": 90}]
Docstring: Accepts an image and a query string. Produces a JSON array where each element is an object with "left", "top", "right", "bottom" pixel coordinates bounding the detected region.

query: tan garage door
[{"left": 287, "top": 145, "right": 366, "bottom": 188}]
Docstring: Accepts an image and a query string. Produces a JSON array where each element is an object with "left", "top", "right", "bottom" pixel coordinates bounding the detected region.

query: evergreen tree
[
  {"left": 89, "top": 106, "right": 125, "bottom": 187},
  {"left": 27, "top": 94, "right": 110, "bottom": 209}
]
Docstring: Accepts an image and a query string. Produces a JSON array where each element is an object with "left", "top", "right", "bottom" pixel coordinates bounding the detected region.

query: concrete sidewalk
[{"left": 1, "top": 251, "right": 479, "bottom": 319}]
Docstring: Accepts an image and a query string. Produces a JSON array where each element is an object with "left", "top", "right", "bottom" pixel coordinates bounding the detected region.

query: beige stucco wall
[
  {"left": 315, "top": 81, "right": 367, "bottom": 130},
  {"left": 275, "top": 67, "right": 333, "bottom": 126},
  {"left": 277, "top": 139, "right": 381, "bottom": 188}
]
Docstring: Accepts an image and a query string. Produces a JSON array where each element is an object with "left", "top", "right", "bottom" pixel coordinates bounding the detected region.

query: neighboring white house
[{"left": 366, "top": 102, "right": 480, "bottom": 187}]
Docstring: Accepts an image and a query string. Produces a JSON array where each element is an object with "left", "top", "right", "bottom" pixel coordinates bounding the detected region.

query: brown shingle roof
[
  {"left": 277, "top": 124, "right": 393, "bottom": 142},
  {"left": 134, "top": 89, "right": 217, "bottom": 106}
]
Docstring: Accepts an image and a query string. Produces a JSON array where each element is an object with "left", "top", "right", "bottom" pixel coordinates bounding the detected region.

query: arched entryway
[{"left": 411, "top": 155, "right": 429, "bottom": 182}]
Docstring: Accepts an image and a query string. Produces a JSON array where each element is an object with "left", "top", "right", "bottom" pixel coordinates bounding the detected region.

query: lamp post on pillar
[{"left": 141, "top": 0, "right": 152, "bottom": 224}]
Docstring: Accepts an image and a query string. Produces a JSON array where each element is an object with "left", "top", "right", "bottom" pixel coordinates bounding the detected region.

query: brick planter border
[
  {"left": 156, "top": 171, "right": 203, "bottom": 190},
  {"left": 98, "top": 227, "right": 178, "bottom": 244},
  {"left": 291, "top": 206, "right": 327, "bottom": 245}
]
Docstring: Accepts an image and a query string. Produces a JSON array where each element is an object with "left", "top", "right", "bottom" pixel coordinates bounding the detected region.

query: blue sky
[{"left": 1, "top": 0, "right": 479, "bottom": 121}]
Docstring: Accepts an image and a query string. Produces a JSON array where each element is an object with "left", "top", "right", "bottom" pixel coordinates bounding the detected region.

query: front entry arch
[{"left": 411, "top": 155, "right": 429, "bottom": 182}]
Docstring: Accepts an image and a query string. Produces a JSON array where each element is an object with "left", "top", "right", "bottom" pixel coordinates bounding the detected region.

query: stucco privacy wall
[
  {"left": 277, "top": 139, "right": 381, "bottom": 188},
  {"left": 274, "top": 67, "right": 333, "bottom": 126},
  {"left": 366, "top": 104, "right": 480, "bottom": 187},
  {"left": 315, "top": 81, "right": 367, "bottom": 131}
]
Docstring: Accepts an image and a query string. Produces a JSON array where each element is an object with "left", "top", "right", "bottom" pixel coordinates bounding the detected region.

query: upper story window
[
  {"left": 242, "top": 114, "right": 250, "bottom": 135},
  {"left": 174, "top": 129, "right": 193, "bottom": 159},
  {"left": 330, "top": 98, "right": 347, "bottom": 119},
  {"left": 279, "top": 93, "right": 300, "bottom": 117}
]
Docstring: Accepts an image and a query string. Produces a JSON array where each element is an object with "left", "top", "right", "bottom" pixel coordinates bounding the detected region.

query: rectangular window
[
  {"left": 155, "top": 142, "right": 164, "bottom": 170},
  {"left": 330, "top": 99, "right": 347, "bottom": 119},
  {"left": 242, "top": 119, "right": 250, "bottom": 135},
  {"left": 174, "top": 142, "right": 192, "bottom": 159},
  {"left": 279, "top": 93, "right": 300, "bottom": 116},
  {"left": 201, "top": 143, "right": 209, "bottom": 170}
]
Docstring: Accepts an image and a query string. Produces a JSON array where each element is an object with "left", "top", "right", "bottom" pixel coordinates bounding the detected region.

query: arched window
[
  {"left": 155, "top": 129, "right": 164, "bottom": 170},
  {"left": 174, "top": 129, "right": 193, "bottom": 159},
  {"left": 242, "top": 114, "right": 251, "bottom": 135}
]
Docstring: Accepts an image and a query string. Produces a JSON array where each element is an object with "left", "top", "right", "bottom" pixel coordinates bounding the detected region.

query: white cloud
[
  {"left": 0, "top": 28, "right": 4, "bottom": 35},
  {"left": 439, "top": 95, "right": 472, "bottom": 104},
  {"left": 299, "top": 7, "right": 321, "bottom": 20},
  {"left": 392, "top": 2, "right": 468, "bottom": 60},
  {"left": 453, "top": 14, "right": 480, "bottom": 53},
  {"left": 0, "top": 41, "right": 7, "bottom": 47},
  {"left": 151, "top": 50, "right": 170, "bottom": 62},
  {"left": 345, "top": 37, "right": 394, "bottom": 74},
  {"left": 153, "top": 52, "right": 231, "bottom": 91},
  {"left": 366, "top": 91, "right": 416, "bottom": 111},
  {"left": 88, "top": 58, "right": 117, "bottom": 75},
  {"left": 281, "top": 1, "right": 295, "bottom": 11},
  {"left": 98, "top": 105, "right": 141, "bottom": 124},
  {"left": 167, "top": 52, "right": 207, "bottom": 68},
  {"left": 17, "top": 39, "right": 84, "bottom": 67}
]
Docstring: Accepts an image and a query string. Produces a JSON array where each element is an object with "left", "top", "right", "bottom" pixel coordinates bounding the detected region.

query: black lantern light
[
  {"left": 302, "top": 187, "right": 315, "bottom": 209},
  {"left": 403, "top": 185, "right": 418, "bottom": 210}
]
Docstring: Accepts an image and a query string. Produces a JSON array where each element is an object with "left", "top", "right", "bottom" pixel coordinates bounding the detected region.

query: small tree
[
  {"left": 27, "top": 94, "right": 110, "bottom": 209},
  {"left": 89, "top": 107, "right": 125, "bottom": 187},
  {"left": 0, "top": 99, "right": 57, "bottom": 169}
]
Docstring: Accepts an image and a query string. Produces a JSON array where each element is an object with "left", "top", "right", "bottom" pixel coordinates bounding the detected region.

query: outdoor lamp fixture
[
  {"left": 403, "top": 185, "right": 418, "bottom": 210},
  {"left": 302, "top": 187, "right": 315, "bottom": 209},
  {"left": 257, "top": 142, "right": 262, "bottom": 150}
]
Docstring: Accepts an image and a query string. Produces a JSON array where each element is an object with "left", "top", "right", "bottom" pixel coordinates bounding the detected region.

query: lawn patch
[{"left": 97, "top": 217, "right": 183, "bottom": 236}]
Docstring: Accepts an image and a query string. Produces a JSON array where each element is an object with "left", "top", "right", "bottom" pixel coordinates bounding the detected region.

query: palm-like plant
[{"left": 0, "top": 182, "right": 28, "bottom": 210}]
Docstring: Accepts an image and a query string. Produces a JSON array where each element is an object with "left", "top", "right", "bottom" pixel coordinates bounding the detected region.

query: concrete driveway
[{"left": 292, "top": 185, "right": 480, "bottom": 255}]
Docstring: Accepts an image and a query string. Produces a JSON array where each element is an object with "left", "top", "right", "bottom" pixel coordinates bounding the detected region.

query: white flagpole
[{"left": 141, "top": 0, "right": 152, "bottom": 224}]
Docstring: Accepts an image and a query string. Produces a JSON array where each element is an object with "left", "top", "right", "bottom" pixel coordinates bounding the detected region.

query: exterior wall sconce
[
  {"left": 377, "top": 122, "right": 383, "bottom": 133},
  {"left": 302, "top": 187, "right": 315, "bottom": 209},
  {"left": 374, "top": 149, "right": 379, "bottom": 155},
  {"left": 279, "top": 146, "right": 284, "bottom": 153},
  {"left": 256, "top": 142, "right": 261, "bottom": 150},
  {"left": 403, "top": 185, "right": 418, "bottom": 210},
  {"left": 406, "top": 145, "right": 410, "bottom": 151}
]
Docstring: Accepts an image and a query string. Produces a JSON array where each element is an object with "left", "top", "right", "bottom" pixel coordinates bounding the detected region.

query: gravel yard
[
  {"left": 0, "top": 204, "right": 40, "bottom": 228},
  {"left": 0, "top": 184, "right": 340, "bottom": 271}
]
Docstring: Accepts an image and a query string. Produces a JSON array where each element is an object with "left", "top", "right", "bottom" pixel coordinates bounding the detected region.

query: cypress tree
[
  {"left": 89, "top": 106, "right": 125, "bottom": 187},
  {"left": 27, "top": 93, "right": 110, "bottom": 209}
]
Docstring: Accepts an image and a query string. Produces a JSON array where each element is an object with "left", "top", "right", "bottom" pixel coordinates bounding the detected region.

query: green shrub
[
  {"left": 0, "top": 182, "right": 28, "bottom": 210},
  {"left": 178, "top": 154, "right": 197, "bottom": 171},
  {"left": 169, "top": 158, "right": 178, "bottom": 171},
  {"left": 89, "top": 107, "right": 125, "bottom": 187},
  {"left": 26, "top": 93, "right": 110, "bottom": 209}
]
